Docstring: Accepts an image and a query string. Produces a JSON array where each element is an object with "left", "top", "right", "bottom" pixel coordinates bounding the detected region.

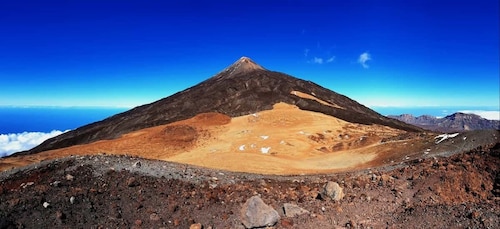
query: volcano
[
  {"left": 20, "top": 57, "right": 420, "bottom": 156},
  {"left": 1, "top": 58, "right": 499, "bottom": 228}
]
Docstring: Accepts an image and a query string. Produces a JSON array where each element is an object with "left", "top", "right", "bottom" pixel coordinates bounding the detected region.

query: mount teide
[{"left": 21, "top": 57, "right": 420, "bottom": 156}]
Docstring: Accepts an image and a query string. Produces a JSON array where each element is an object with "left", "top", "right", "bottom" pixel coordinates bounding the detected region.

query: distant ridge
[
  {"left": 18, "top": 57, "right": 421, "bottom": 156},
  {"left": 388, "top": 112, "right": 500, "bottom": 132}
]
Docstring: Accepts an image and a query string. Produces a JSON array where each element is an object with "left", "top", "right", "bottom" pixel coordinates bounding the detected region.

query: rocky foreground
[{"left": 1, "top": 142, "right": 499, "bottom": 228}]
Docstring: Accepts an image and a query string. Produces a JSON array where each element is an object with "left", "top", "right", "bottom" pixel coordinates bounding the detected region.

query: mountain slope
[
  {"left": 389, "top": 113, "right": 500, "bottom": 132},
  {"left": 20, "top": 57, "right": 421, "bottom": 155}
]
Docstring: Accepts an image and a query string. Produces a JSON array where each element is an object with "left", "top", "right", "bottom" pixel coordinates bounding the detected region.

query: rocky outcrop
[{"left": 240, "top": 196, "right": 280, "bottom": 228}]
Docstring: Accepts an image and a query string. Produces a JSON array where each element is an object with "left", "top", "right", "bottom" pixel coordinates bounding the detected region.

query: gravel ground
[{"left": 0, "top": 131, "right": 499, "bottom": 228}]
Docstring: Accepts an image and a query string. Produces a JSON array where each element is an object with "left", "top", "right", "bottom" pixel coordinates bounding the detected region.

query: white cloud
[
  {"left": 458, "top": 110, "right": 500, "bottom": 120},
  {"left": 312, "top": 57, "right": 323, "bottom": 64},
  {"left": 0, "top": 130, "right": 69, "bottom": 157},
  {"left": 358, "top": 52, "right": 371, "bottom": 68},
  {"left": 304, "top": 48, "right": 310, "bottom": 57},
  {"left": 326, "top": 56, "right": 335, "bottom": 63}
]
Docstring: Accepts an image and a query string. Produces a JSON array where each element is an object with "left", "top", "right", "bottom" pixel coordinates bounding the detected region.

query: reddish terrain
[{"left": 0, "top": 141, "right": 498, "bottom": 228}]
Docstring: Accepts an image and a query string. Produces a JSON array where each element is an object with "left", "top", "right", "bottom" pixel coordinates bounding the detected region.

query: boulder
[
  {"left": 283, "top": 203, "right": 310, "bottom": 217},
  {"left": 321, "top": 181, "right": 344, "bottom": 201},
  {"left": 240, "top": 196, "right": 280, "bottom": 228}
]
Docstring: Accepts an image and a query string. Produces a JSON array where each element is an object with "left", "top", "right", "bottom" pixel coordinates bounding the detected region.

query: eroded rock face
[
  {"left": 240, "top": 196, "right": 280, "bottom": 228},
  {"left": 321, "top": 181, "right": 345, "bottom": 201}
]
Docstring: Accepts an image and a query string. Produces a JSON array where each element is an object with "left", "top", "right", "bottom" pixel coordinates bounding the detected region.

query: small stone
[
  {"left": 127, "top": 177, "right": 140, "bottom": 187},
  {"left": 69, "top": 196, "right": 75, "bottom": 204},
  {"left": 189, "top": 223, "right": 202, "bottom": 229},
  {"left": 469, "top": 211, "right": 480, "bottom": 219},
  {"left": 43, "top": 202, "right": 50, "bottom": 208},
  {"left": 321, "top": 181, "right": 345, "bottom": 201},
  {"left": 283, "top": 203, "right": 310, "bottom": 218},
  {"left": 149, "top": 213, "right": 161, "bottom": 221},
  {"left": 21, "top": 182, "right": 34, "bottom": 189},
  {"left": 133, "top": 161, "right": 141, "bottom": 168},
  {"left": 347, "top": 219, "right": 357, "bottom": 228},
  {"left": 66, "top": 174, "right": 74, "bottom": 181},
  {"left": 55, "top": 210, "right": 65, "bottom": 220},
  {"left": 240, "top": 196, "right": 280, "bottom": 228}
]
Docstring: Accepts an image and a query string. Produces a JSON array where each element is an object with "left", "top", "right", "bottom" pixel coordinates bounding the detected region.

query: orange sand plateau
[{"left": 0, "top": 100, "right": 434, "bottom": 175}]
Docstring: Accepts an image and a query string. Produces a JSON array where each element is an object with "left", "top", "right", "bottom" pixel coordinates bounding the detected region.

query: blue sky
[{"left": 1, "top": 0, "right": 499, "bottom": 109}]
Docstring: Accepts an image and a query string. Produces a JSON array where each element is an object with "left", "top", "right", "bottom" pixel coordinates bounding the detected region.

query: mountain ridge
[
  {"left": 16, "top": 57, "right": 421, "bottom": 156},
  {"left": 388, "top": 112, "right": 499, "bottom": 132}
]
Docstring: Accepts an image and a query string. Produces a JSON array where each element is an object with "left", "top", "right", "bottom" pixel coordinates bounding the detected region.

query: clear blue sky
[{"left": 1, "top": 0, "right": 498, "bottom": 109}]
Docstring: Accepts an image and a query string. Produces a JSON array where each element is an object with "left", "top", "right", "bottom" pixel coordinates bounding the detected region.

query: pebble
[
  {"left": 43, "top": 202, "right": 50, "bottom": 208},
  {"left": 66, "top": 174, "right": 74, "bottom": 181},
  {"left": 70, "top": 196, "right": 75, "bottom": 204},
  {"left": 127, "top": 177, "right": 140, "bottom": 187},
  {"left": 189, "top": 223, "right": 202, "bottom": 229},
  {"left": 149, "top": 213, "right": 160, "bottom": 221}
]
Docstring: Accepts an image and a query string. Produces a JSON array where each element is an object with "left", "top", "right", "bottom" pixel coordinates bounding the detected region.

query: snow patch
[
  {"left": 434, "top": 133, "right": 459, "bottom": 144},
  {"left": 261, "top": 147, "right": 271, "bottom": 154}
]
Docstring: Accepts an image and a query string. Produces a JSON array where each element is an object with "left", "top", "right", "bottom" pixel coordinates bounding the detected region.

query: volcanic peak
[{"left": 214, "top": 56, "right": 265, "bottom": 80}]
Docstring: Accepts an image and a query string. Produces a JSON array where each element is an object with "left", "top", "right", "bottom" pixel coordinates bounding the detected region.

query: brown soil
[{"left": 0, "top": 143, "right": 498, "bottom": 228}]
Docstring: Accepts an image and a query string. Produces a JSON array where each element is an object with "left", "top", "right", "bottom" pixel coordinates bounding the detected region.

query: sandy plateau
[{"left": 1, "top": 102, "right": 442, "bottom": 174}]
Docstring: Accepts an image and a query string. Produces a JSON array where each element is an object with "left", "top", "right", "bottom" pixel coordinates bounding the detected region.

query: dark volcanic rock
[
  {"left": 389, "top": 113, "right": 500, "bottom": 132},
  {"left": 19, "top": 57, "right": 421, "bottom": 156}
]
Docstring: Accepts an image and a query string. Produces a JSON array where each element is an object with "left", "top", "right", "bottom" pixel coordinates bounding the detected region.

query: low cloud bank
[
  {"left": 458, "top": 110, "right": 500, "bottom": 120},
  {"left": 0, "top": 130, "right": 68, "bottom": 157}
]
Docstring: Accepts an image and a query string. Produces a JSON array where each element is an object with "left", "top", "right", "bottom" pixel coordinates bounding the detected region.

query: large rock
[
  {"left": 283, "top": 203, "right": 310, "bottom": 217},
  {"left": 240, "top": 196, "right": 280, "bottom": 228},
  {"left": 321, "top": 181, "right": 344, "bottom": 201}
]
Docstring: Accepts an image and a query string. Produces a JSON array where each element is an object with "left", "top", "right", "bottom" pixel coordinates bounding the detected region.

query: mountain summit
[
  {"left": 21, "top": 57, "right": 421, "bottom": 155},
  {"left": 214, "top": 56, "right": 265, "bottom": 79}
]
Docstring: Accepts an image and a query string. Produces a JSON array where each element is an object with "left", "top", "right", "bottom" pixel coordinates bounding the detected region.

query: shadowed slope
[{"left": 19, "top": 57, "right": 420, "bottom": 155}]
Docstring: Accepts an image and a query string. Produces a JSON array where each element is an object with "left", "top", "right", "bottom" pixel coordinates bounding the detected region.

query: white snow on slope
[
  {"left": 434, "top": 133, "right": 459, "bottom": 144},
  {"left": 261, "top": 147, "right": 271, "bottom": 154}
]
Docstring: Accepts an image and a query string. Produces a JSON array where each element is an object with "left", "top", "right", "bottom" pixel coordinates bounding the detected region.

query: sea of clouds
[
  {"left": 0, "top": 130, "right": 68, "bottom": 157},
  {"left": 458, "top": 110, "right": 500, "bottom": 120}
]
